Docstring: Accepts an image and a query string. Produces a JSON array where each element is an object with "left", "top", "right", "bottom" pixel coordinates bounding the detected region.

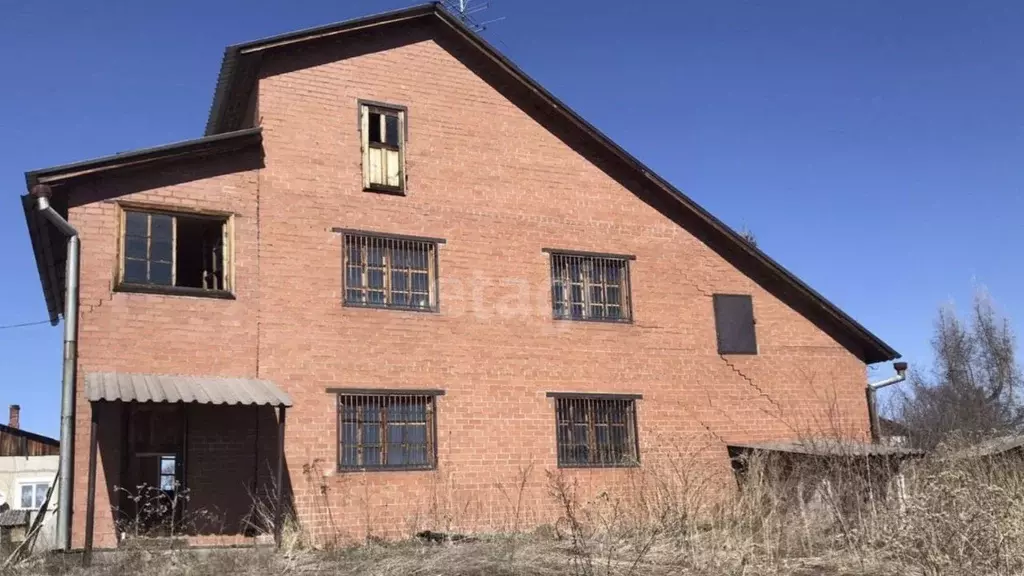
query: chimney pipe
[{"left": 9, "top": 405, "right": 20, "bottom": 429}]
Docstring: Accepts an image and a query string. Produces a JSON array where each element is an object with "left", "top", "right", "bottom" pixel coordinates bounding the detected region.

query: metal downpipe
[
  {"left": 32, "top": 184, "right": 80, "bottom": 552},
  {"left": 867, "top": 361, "right": 909, "bottom": 444}
]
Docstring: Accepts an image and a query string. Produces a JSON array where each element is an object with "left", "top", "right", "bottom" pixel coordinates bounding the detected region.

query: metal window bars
[
  {"left": 343, "top": 233, "right": 437, "bottom": 311},
  {"left": 337, "top": 393, "right": 436, "bottom": 470},
  {"left": 550, "top": 253, "right": 631, "bottom": 322},
  {"left": 554, "top": 396, "right": 638, "bottom": 467}
]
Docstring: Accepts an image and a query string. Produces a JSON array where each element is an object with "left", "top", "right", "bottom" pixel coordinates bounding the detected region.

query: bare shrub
[
  {"left": 898, "top": 291, "right": 1024, "bottom": 449},
  {"left": 889, "top": 449, "right": 1024, "bottom": 575}
]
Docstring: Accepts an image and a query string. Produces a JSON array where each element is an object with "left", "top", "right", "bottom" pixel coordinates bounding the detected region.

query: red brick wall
[
  {"left": 65, "top": 21, "right": 870, "bottom": 548},
  {"left": 67, "top": 158, "right": 262, "bottom": 548}
]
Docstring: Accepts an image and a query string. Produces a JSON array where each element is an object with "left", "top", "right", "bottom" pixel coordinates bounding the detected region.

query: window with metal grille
[
  {"left": 119, "top": 208, "right": 231, "bottom": 295},
  {"left": 360, "top": 102, "right": 406, "bottom": 192},
  {"left": 550, "top": 394, "right": 640, "bottom": 468},
  {"left": 334, "top": 391, "right": 439, "bottom": 470},
  {"left": 341, "top": 231, "right": 439, "bottom": 311},
  {"left": 548, "top": 251, "right": 632, "bottom": 322},
  {"left": 713, "top": 294, "right": 757, "bottom": 355}
]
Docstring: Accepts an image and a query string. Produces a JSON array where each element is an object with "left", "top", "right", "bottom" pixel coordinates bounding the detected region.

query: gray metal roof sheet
[
  {"left": 0, "top": 509, "right": 30, "bottom": 528},
  {"left": 84, "top": 373, "right": 292, "bottom": 407},
  {"left": 951, "top": 435, "right": 1024, "bottom": 458},
  {"left": 729, "top": 439, "right": 924, "bottom": 458}
]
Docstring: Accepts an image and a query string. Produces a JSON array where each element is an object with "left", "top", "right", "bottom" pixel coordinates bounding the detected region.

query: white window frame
[
  {"left": 359, "top": 101, "right": 407, "bottom": 193},
  {"left": 14, "top": 478, "right": 52, "bottom": 510}
]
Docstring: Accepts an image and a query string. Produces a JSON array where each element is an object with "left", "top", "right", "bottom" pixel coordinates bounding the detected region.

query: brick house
[{"left": 20, "top": 3, "right": 899, "bottom": 550}]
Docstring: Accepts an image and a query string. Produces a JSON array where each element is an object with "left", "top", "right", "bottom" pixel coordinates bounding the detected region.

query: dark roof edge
[
  {"left": 25, "top": 127, "right": 263, "bottom": 188},
  {"left": 21, "top": 194, "right": 60, "bottom": 325},
  {"left": 22, "top": 127, "right": 263, "bottom": 325},
  {"left": 204, "top": 3, "right": 436, "bottom": 135},
  {"left": 0, "top": 423, "right": 60, "bottom": 447},
  {"left": 433, "top": 7, "right": 899, "bottom": 363}
]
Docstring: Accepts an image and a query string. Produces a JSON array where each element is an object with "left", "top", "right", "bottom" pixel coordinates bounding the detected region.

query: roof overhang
[
  {"left": 22, "top": 128, "right": 263, "bottom": 324},
  {"left": 85, "top": 372, "right": 293, "bottom": 407}
]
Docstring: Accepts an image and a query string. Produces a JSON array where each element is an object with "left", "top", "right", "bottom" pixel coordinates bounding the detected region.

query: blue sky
[{"left": 2, "top": 0, "right": 1022, "bottom": 437}]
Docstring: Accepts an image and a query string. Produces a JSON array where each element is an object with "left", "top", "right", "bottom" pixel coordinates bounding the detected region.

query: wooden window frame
[
  {"left": 359, "top": 100, "right": 408, "bottom": 194},
  {"left": 712, "top": 294, "right": 758, "bottom": 355},
  {"left": 337, "top": 228, "right": 442, "bottom": 313},
  {"left": 546, "top": 249, "right": 634, "bottom": 323},
  {"left": 548, "top": 393, "right": 641, "bottom": 468},
  {"left": 115, "top": 204, "right": 234, "bottom": 299},
  {"left": 331, "top": 389, "right": 442, "bottom": 472}
]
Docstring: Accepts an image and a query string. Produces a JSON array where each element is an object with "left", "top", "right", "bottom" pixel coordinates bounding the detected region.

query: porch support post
[
  {"left": 83, "top": 403, "right": 99, "bottom": 567},
  {"left": 274, "top": 406, "right": 286, "bottom": 549}
]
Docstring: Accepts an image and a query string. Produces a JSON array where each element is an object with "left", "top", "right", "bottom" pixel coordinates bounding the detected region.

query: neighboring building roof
[
  {"left": 21, "top": 3, "right": 900, "bottom": 364},
  {"left": 21, "top": 128, "right": 263, "bottom": 325},
  {"left": 84, "top": 372, "right": 293, "bottom": 407},
  {"left": 729, "top": 439, "right": 924, "bottom": 458},
  {"left": 879, "top": 417, "right": 910, "bottom": 438},
  {"left": 0, "top": 423, "right": 59, "bottom": 450},
  {"left": 0, "top": 509, "right": 30, "bottom": 528}
]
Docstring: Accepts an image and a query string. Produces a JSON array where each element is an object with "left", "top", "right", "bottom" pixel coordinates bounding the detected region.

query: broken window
[
  {"left": 552, "top": 394, "right": 639, "bottom": 468},
  {"left": 342, "top": 231, "right": 438, "bottom": 311},
  {"left": 549, "top": 252, "right": 632, "bottom": 322},
  {"left": 360, "top": 102, "right": 406, "bottom": 191},
  {"left": 120, "top": 209, "right": 230, "bottom": 293},
  {"left": 713, "top": 294, "right": 758, "bottom": 355},
  {"left": 336, "top": 392, "right": 438, "bottom": 470}
]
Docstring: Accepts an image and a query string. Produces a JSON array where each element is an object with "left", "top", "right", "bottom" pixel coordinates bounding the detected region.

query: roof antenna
[{"left": 439, "top": 0, "right": 505, "bottom": 33}]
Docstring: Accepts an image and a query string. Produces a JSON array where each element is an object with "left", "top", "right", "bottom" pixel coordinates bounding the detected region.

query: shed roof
[
  {"left": 84, "top": 372, "right": 293, "bottom": 407},
  {"left": 21, "top": 128, "right": 263, "bottom": 325},
  {"left": 729, "top": 439, "right": 924, "bottom": 458},
  {"left": 0, "top": 509, "right": 30, "bottom": 528},
  {"left": 953, "top": 435, "right": 1024, "bottom": 459}
]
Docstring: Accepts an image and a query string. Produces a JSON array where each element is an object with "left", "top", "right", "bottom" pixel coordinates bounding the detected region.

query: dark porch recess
[{"left": 81, "top": 373, "right": 292, "bottom": 566}]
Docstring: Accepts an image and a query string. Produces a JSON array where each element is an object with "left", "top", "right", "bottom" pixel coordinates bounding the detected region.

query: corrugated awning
[
  {"left": 0, "top": 509, "right": 30, "bottom": 528},
  {"left": 85, "top": 372, "right": 292, "bottom": 407}
]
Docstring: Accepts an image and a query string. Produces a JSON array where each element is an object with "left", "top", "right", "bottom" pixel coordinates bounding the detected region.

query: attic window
[
  {"left": 713, "top": 294, "right": 757, "bottom": 355},
  {"left": 119, "top": 208, "right": 232, "bottom": 297},
  {"left": 360, "top": 102, "right": 406, "bottom": 193}
]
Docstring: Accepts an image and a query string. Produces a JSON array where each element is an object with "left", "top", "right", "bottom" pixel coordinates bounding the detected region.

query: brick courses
[{"left": 46, "top": 19, "right": 876, "bottom": 548}]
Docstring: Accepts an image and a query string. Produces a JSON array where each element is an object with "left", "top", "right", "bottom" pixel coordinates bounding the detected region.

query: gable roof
[
  {"left": 22, "top": 3, "right": 899, "bottom": 364},
  {"left": 203, "top": 3, "right": 899, "bottom": 363}
]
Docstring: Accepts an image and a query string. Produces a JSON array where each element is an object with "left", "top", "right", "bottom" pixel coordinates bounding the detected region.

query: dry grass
[{"left": 7, "top": 441, "right": 1024, "bottom": 576}]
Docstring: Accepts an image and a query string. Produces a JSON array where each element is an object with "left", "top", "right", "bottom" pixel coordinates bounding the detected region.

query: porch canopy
[
  {"left": 81, "top": 372, "right": 291, "bottom": 563},
  {"left": 84, "top": 372, "right": 293, "bottom": 407}
]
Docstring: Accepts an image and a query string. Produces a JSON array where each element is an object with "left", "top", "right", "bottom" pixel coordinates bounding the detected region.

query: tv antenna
[{"left": 439, "top": 0, "right": 505, "bottom": 32}]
